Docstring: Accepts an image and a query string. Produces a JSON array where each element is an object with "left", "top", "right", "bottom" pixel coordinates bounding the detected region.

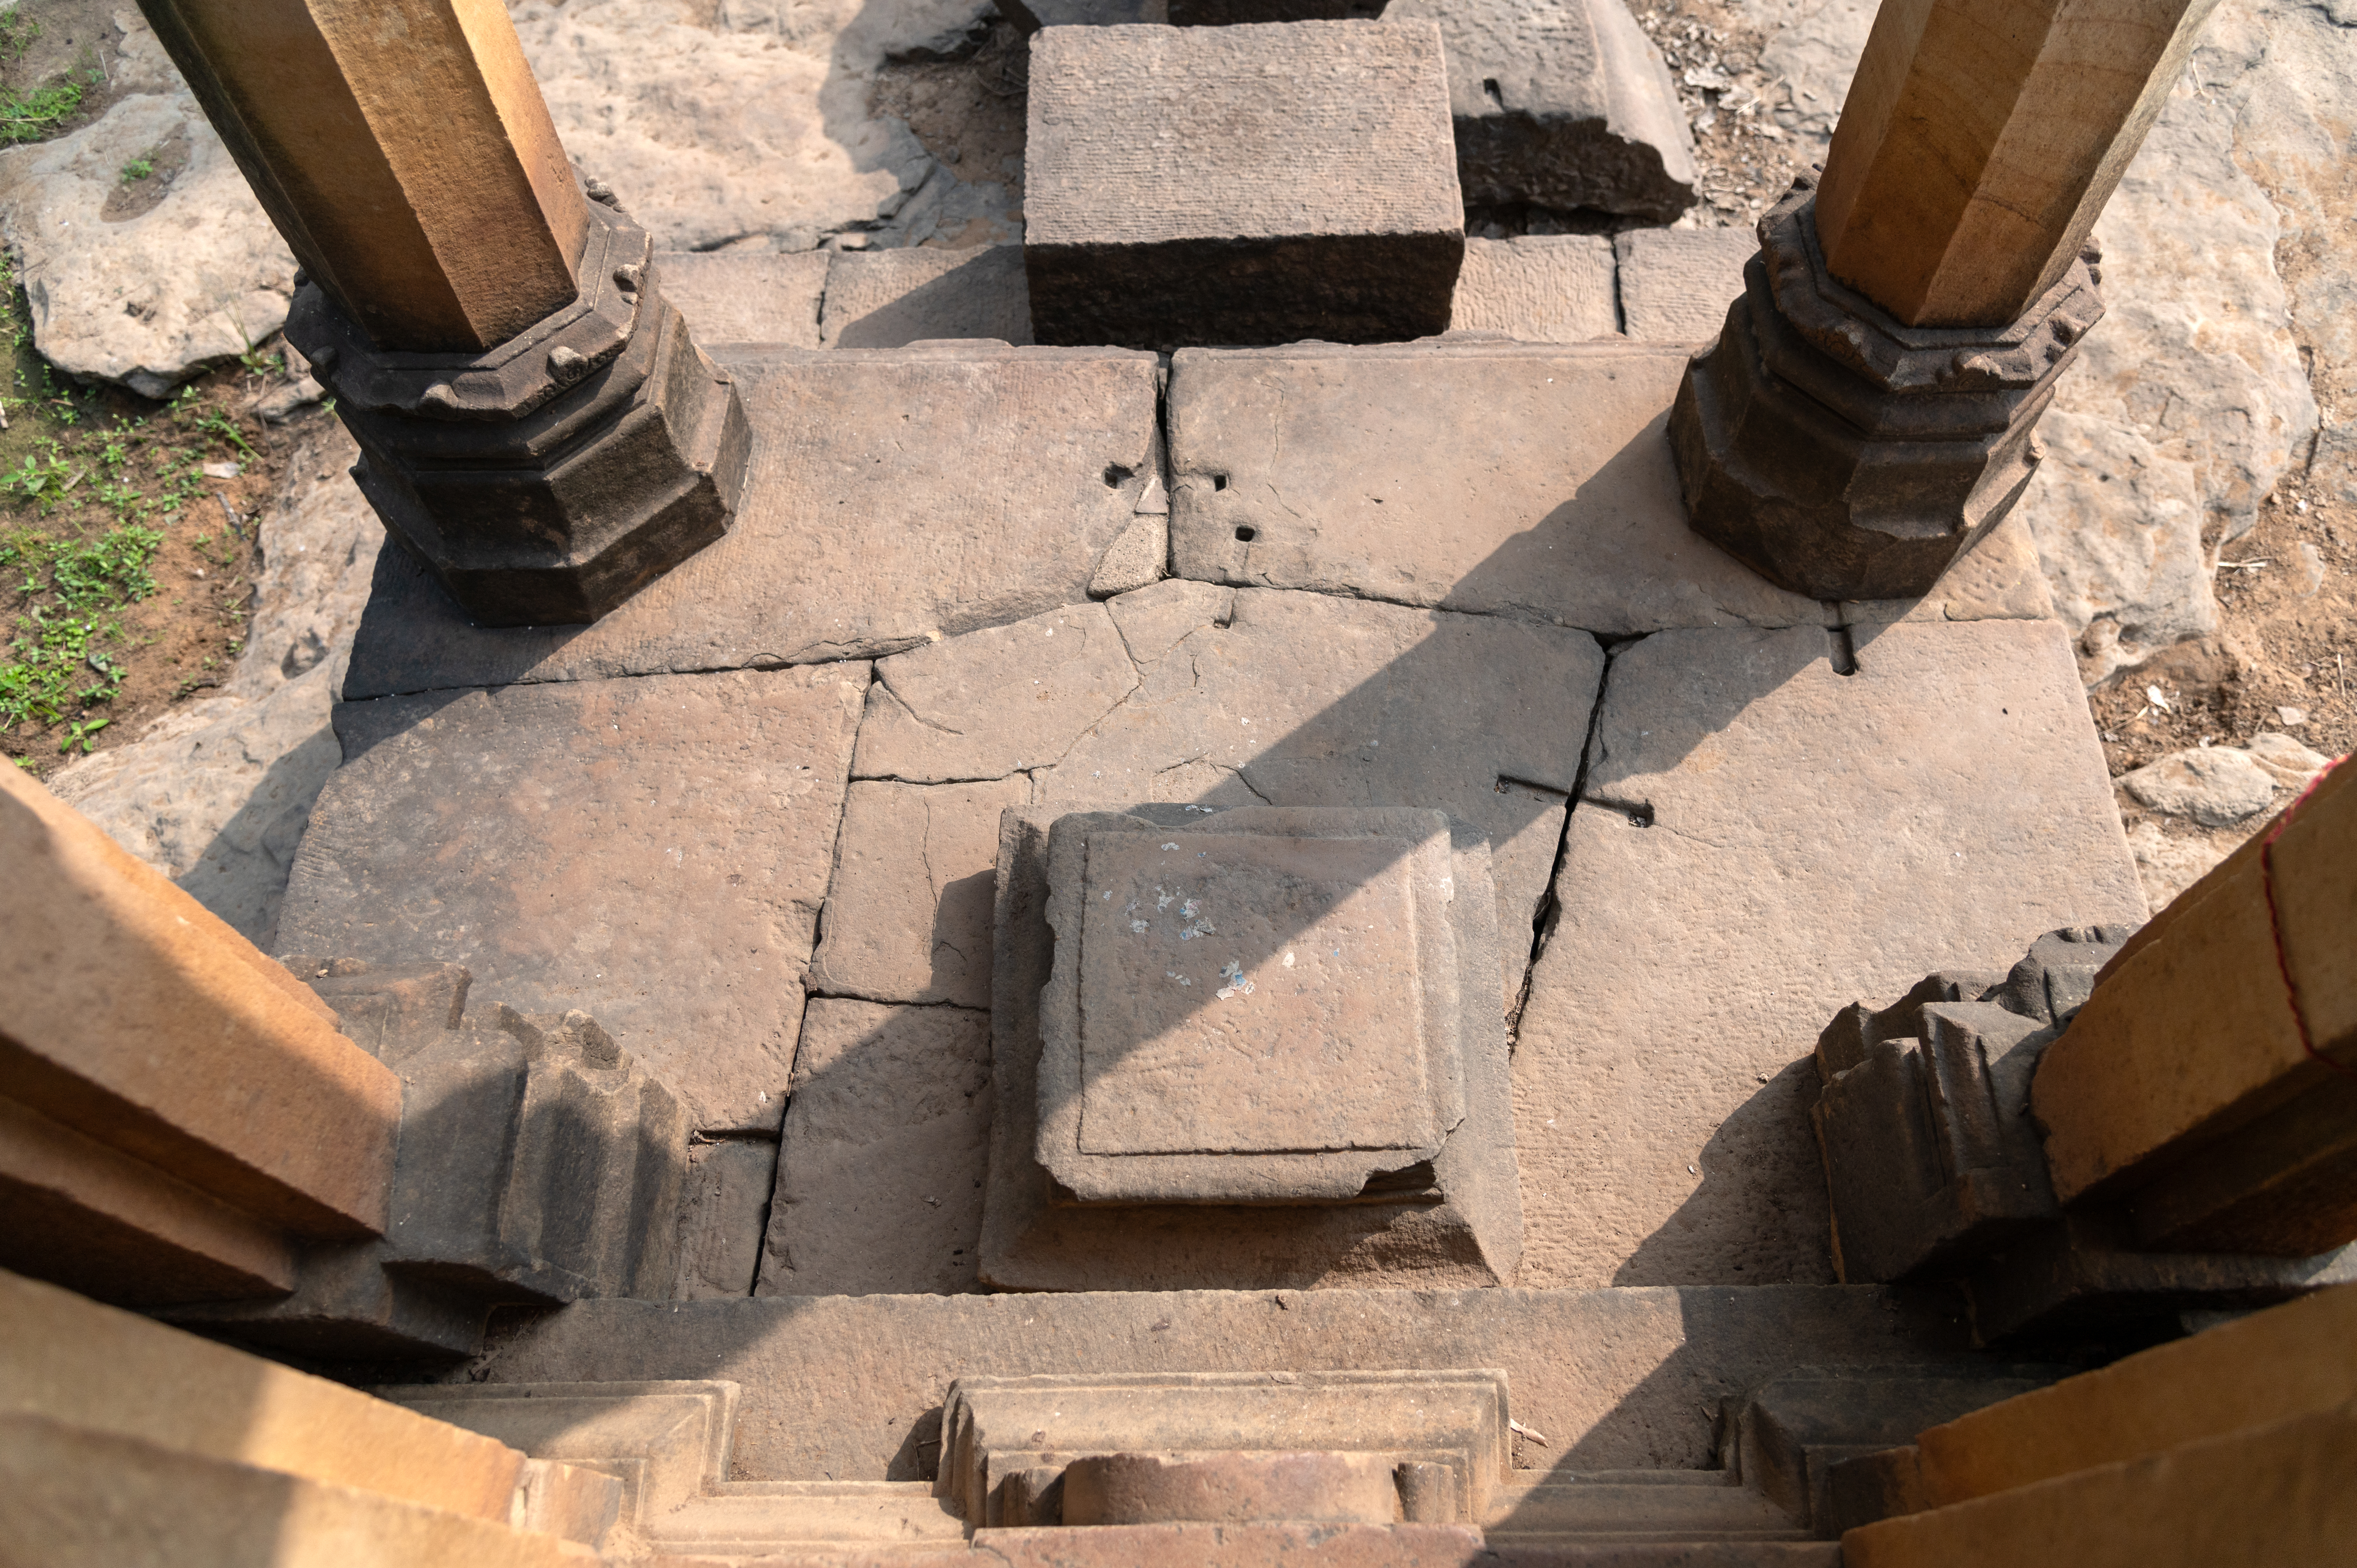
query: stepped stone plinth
[{"left": 1023, "top": 22, "right": 1464, "bottom": 348}]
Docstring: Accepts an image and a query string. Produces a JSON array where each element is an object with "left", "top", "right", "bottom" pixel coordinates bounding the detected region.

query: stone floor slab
[
  {"left": 1028, "top": 588, "right": 1606, "bottom": 993},
  {"left": 1614, "top": 228, "right": 1758, "bottom": 343},
  {"left": 756, "top": 998, "right": 991, "bottom": 1298},
  {"left": 344, "top": 345, "right": 1159, "bottom": 699},
  {"left": 657, "top": 251, "right": 829, "bottom": 347},
  {"left": 807, "top": 778, "right": 1028, "bottom": 1009},
  {"left": 276, "top": 666, "right": 868, "bottom": 1132},
  {"left": 433, "top": 1284, "right": 1982, "bottom": 1481},
  {"left": 1512, "top": 619, "right": 2147, "bottom": 1291},
  {"left": 822, "top": 245, "right": 1034, "bottom": 348},
  {"left": 1166, "top": 340, "right": 1829, "bottom": 634},
  {"left": 1450, "top": 236, "right": 1620, "bottom": 342},
  {"left": 1024, "top": 23, "right": 1463, "bottom": 347},
  {"left": 672, "top": 1136, "right": 781, "bottom": 1300}
]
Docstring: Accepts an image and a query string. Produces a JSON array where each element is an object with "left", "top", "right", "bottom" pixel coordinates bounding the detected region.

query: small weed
[
  {"left": 120, "top": 153, "right": 154, "bottom": 183},
  {"left": 57, "top": 715, "right": 106, "bottom": 754},
  {"left": 0, "top": 12, "right": 39, "bottom": 66},
  {"left": 0, "top": 66, "right": 95, "bottom": 146}
]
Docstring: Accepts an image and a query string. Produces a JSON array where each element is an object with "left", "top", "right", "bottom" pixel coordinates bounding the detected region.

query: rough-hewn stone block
[
  {"left": 808, "top": 778, "right": 1029, "bottom": 1009},
  {"left": 656, "top": 250, "right": 828, "bottom": 347},
  {"left": 756, "top": 999, "right": 991, "bottom": 1297},
  {"left": 1513, "top": 620, "right": 2146, "bottom": 1289},
  {"left": 1450, "top": 235, "right": 1618, "bottom": 341},
  {"left": 1385, "top": 0, "right": 1696, "bottom": 222},
  {"left": 672, "top": 1136, "right": 778, "bottom": 1300},
  {"left": 1615, "top": 226, "right": 1759, "bottom": 341},
  {"left": 1024, "top": 23, "right": 1464, "bottom": 348},
  {"left": 343, "top": 345, "right": 1159, "bottom": 698},
  {"left": 276, "top": 667, "right": 866, "bottom": 1132},
  {"left": 822, "top": 245, "right": 1033, "bottom": 348}
]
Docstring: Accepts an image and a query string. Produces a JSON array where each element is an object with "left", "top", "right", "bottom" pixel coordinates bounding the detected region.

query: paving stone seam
[{"left": 1509, "top": 630, "right": 1626, "bottom": 1033}]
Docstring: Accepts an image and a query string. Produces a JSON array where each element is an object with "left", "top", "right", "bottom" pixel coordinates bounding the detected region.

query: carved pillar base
[
  {"left": 1670, "top": 180, "right": 2102, "bottom": 602},
  {"left": 285, "top": 199, "right": 751, "bottom": 628}
]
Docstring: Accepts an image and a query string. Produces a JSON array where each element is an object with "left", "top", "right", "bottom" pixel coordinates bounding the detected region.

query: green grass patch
[{"left": 0, "top": 522, "right": 163, "bottom": 740}]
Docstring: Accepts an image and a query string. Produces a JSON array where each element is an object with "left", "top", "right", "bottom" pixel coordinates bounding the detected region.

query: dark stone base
[
  {"left": 1670, "top": 182, "right": 2102, "bottom": 602},
  {"left": 1026, "top": 232, "right": 1463, "bottom": 351}
]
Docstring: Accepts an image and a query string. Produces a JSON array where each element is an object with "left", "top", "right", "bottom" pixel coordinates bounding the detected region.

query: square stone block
[
  {"left": 1053, "top": 818, "right": 1462, "bottom": 1190},
  {"left": 984, "top": 804, "right": 1523, "bottom": 1290},
  {"left": 1451, "top": 235, "right": 1618, "bottom": 342},
  {"left": 1024, "top": 23, "right": 1465, "bottom": 348},
  {"left": 821, "top": 246, "right": 1034, "bottom": 348},
  {"left": 656, "top": 251, "right": 828, "bottom": 347},
  {"left": 1614, "top": 228, "right": 1758, "bottom": 343}
]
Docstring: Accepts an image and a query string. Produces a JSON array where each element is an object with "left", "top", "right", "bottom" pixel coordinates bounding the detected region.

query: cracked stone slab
[
  {"left": 673, "top": 1136, "right": 782, "bottom": 1300},
  {"left": 853, "top": 603, "right": 1140, "bottom": 783},
  {"left": 657, "top": 251, "right": 828, "bottom": 347},
  {"left": 1166, "top": 340, "right": 1832, "bottom": 634},
  {"left": 1450, "top": 236, "right": 1619, "bottom": 341},
  {"left": 1514, "top": 619, "right": 2147, "bottom": 1290},
  {"left": 808, "top": 777, "right": 1028, "bottom": 1008},
  {"left": 1614, "top": 228, "right": 1758, "bottom": 343},
  {"left": 344, "top": 344, "right": 1159, "bottom": 699},
  {"left": 276, "top": 666, "right": 868, "bottom": 1132},
  {"left": 1034, "top": 586, "right": 1605, "bottom": 1002},
  {"left": 756, "top": 998, "right": 992, "bottom": 1297},
  {"left": 821, "top": 245, "right": 1034, "bottom": 348}
]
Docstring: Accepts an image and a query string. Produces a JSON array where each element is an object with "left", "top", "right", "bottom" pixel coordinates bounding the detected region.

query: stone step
[
  {"left": 654, "top": 1480, "right": 969, "bottom": 1552},
  {"left": 1484, "top": 1472, "right": 1808, "bottom": 1542}
]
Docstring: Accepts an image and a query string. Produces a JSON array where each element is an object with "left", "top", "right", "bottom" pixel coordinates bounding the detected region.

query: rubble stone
[
  {"left": 807, "top": 778, "right": 1028, "bottom": 1008},
  {"left": 1023, "top": 23, "right": 1464, "bottom": 348},
  {"left": 655, "top": 251, "right": 828, "bottom": 347},
  {"left": 822, "top": 245, "right": 1034, "bottom": 347},
  {"left": 0, "top": 69, "right": 295, "bottom": 396},
  {"left": 2243, "top": 732, "right": 2331, "bottom": 791},
  {"left": 52, "top": 425, "right": 383, "bottom": 945},
  {"left": 1449, "top": 236, "right": 1618, "bottom": 341},
  {"left": 275, "top": 666, "right": 868, "bottom": 1132},
  {"left": 1166, "top": 340, "right": 1829, "bottom": 633},
  {"left": 756, "top": 999, "right": 991, "bottom": 1297},
  {"left": 2118, "top": 747, "right": 2280, "bottom": 828},
  {"left": 1615, "top": 227, "right": 1759, "bottom": 342},
  {"left": 342, "top": 345, "right": 1159, "bottom": 698},
  {"left": 1514, "top": 619, "right": 2147, "bottom": 1289},
  {"left": 1385, "top": 0, "right": 1696, "bottom": 222}
]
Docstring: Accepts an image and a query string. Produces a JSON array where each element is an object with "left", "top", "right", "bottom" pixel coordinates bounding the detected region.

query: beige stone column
[
  {"left": 136, "top": 0, "right": 588, "bottom": 352},
  {"left": 1669, "top": 0, "right": 2222, "bottom": 600},
  {"left": 1815, "top": 0, "right": 2223, "bottom": 327}
]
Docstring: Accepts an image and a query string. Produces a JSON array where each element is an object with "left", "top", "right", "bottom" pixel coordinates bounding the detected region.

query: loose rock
[{"left": 2119, "top": 746, "right": 2281, "bottom": 827}]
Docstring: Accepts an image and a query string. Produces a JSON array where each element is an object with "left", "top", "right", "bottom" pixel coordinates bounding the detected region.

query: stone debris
[
  {"left": 2118, "top": 746, "right": 2283, "bottom": 828},
  {"left": 275, "top": 665, "right": 869, "bottom": 1133},
  {"left": 1613, "top": 227, "right": 1758, "bottom": 342},
  {"left": 655, "top": 251, "right": 828, "bottom": 348},
  {"left": 807, "top": 777, "right": 1028, "bottom": 1008},
  {"left": 1450, "top": 235, "right": 1618, "bottom": 341},
  {"left": 2242, "top": 731, "right": 2332, "bottom": 791},
  {"left": 1514, "top": 620, "right": 2146, "bottom": 1290},
  {"left": 1023, "top": 22, "right": 1464, "bottom": 348},
  {"left": 0, "top": 19, "right": 294, "bottom": 397},
  {"left": 757, "top": 997, "right": 991, "bottom": 1296},
  {"left": 49, "top": 425, "right": 382, "bottom": 945},
  {"left": 1385, "top": 0, "right": 1696, "bottom": 222},
  {"left": 821, "top": 244, "right": 1034, "bottom": 348},
  {"left": 342, "top": 344, "right": 1160, "bottom": 698}
]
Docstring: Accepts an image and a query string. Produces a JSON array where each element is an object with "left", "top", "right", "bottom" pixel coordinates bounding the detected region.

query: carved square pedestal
[{"left": 981, "top": 805, "right": 1523, "bottom": 1291}]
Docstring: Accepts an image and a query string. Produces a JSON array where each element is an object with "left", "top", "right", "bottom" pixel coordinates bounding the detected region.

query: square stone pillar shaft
[{"left": 136, "top": 0, "right": 588, "bottom": 353}]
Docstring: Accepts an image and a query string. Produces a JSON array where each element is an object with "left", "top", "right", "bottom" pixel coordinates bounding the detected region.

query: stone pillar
[
  {"left": 1669, "top": 0, "right": 2220, "bottom": 601},
  {"left": 136, "top": 0, "right": 749, "bottom": 626}
]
